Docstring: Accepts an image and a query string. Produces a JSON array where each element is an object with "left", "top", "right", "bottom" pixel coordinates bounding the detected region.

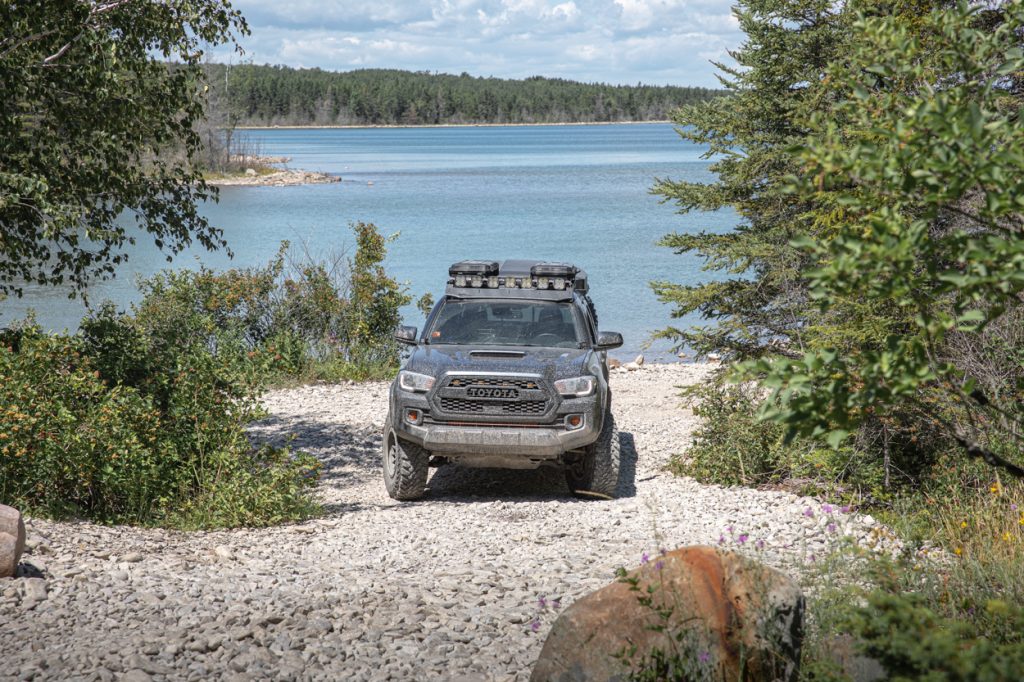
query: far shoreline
[{"left": 236, "top": 120, "right": 673, "bottom": 130}]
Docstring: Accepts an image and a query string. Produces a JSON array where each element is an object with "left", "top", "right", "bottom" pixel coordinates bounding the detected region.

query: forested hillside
[{"left": 202, "top": 64, "right": 722, "bottom": 126}]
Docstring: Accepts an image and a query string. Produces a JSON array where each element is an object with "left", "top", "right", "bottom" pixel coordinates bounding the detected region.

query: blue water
[{"left": 1, "top": 124, "right": 736, "bottom": 360}]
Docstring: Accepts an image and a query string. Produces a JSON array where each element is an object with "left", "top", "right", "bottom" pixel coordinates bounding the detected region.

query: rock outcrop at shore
[{"left": 208, "top": 168, "right": 340, "bottom": 187}]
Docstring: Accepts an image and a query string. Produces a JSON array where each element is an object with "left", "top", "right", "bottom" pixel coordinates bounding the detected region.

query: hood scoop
[{"left": 469, "top": 349, "right": 526, "bottom": 359}]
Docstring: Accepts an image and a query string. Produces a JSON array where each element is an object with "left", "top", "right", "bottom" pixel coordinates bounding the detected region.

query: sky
[{"left": 212, "top": 0, "right": 742, "bottom": 88}]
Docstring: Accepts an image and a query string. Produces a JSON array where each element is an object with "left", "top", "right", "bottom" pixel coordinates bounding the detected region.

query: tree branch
[
  {"left": 951, "top": 427, "right": 1024, "bottom": 479},
  {"left": 41, "top": 0, "right": 137, "bottom": 65}
]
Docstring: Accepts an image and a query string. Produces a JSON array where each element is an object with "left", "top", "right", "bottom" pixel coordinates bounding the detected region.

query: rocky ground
[{"left": 0, "top": 364, "right": 889, "bottom": 681}]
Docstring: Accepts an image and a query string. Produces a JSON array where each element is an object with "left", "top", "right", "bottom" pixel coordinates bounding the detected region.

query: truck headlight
[
  {"left": 398, "top": 371, "right": 435, "bottom": 393},
  {"left": 554, "top": 376, "right": 596, "bottom": 397}
]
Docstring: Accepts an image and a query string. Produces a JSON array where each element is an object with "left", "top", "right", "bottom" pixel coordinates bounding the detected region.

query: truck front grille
[
  {"left": 439, "top": 398, "right": 547, "bottom": 415},
  {"left": 435, "top": 374, "right": 552, "bottom": 420},
  {"left": 446, "top": 377, "right": 540, "bottom": 390}
]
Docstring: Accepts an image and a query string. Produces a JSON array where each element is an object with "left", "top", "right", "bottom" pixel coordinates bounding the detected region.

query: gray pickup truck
[{"left": 382, "top": 260, "right": 623, "bottom": 500}]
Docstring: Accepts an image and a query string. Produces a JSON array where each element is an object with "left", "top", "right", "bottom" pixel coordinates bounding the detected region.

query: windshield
[{"left": 427, "top": 300, "right": 583, "bottom": 348}]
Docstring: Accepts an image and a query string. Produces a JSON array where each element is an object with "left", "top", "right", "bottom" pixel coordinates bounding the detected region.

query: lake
[{"left": 1, "top": 123, "right": 736, "bottom": 359}]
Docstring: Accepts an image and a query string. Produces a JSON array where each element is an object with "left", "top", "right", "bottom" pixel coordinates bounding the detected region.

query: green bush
[
  {"left": 672, "top": 378, "right": 887, "bottom": 503},
  {"left": 130, "top": 222, "right": 411, "bottom": 384},
  {"left": 671, "top": 380, "right": 787, "bottom": 486},
  {"left": 848, "top": 591, "right": 1024, "bottom": 682},
  {"left": 0, "top": 322, "right": 319, "bottom": 527},
  {"left": 0, "top": 221, "right": 415, "bottom": 527}
]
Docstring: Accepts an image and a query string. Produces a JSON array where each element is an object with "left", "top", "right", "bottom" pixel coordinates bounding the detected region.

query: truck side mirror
[
  {"left": 395, "top": 325, "right": 419, "bottom": 345},
  {"left": 595, "top": 331, "right": 623, "bottom": 350}
]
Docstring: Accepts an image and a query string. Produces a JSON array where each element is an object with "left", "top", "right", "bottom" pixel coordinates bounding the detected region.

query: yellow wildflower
[{"left": 954, "top": 547, "right": 963, "bottom": 556}]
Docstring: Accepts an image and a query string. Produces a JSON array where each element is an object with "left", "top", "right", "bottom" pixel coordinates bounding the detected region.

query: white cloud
[{"left": 214, "top": 0, "right": 742, "bottom": 86}]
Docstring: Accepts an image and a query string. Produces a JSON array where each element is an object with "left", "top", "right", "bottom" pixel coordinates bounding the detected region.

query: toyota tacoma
[{"left": 382, "top": 260, "right": 623, "bottom": 500}]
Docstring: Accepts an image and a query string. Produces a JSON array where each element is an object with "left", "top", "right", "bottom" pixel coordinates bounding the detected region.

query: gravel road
[{"left": 0, "top": 364, "right": 886, "bottom": 681}]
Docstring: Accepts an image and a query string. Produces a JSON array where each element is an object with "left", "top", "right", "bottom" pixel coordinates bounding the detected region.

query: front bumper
[
  {"left": 394, "top": 418, "right": 599, "bottom": 458},
  {"left": 390, "top": 385, "right": 604, "bottom": 460}
]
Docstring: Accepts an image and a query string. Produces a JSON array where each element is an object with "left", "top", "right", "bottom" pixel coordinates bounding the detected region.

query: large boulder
[
  {"left": 531, "top": 546, "right": 804, "bottom": 682},
  {"left": 0, "top": 504, "right": 26, "bottom": 578}
]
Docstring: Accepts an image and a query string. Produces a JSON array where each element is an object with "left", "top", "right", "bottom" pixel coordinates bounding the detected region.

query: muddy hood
[{"left": 403, "top": 344, "right": 593, "bottom": 383}]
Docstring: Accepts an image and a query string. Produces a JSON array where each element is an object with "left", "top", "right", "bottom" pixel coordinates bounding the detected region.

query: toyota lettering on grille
[{"left": 466, "top": 387, "right": 519, "bottom": 399}]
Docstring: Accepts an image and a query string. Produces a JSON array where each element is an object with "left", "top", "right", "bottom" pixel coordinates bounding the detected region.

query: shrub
[
  {"left": 673, "top": 377, "right": 887, "bottom": 503},
  {"left": 848, "top": 590, "right": 1024, "bottom": 682},
  {"left": 130, "top": 222, "right": 412, "bottom": 384},
  {"left": 0, "top": 221, "right": 415, "bottom": 527},
  {"left": 671, "top": 380, "right": 787, "bottom": 486},
  {"left": 0, "top": 300, "right": 318, "bottom": 528}
]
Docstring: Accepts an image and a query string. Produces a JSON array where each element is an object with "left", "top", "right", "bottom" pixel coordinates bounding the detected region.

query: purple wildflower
[
  {"left": 737, "top": 533, "right": 749, "bottom": 544},
  {"left": 726, "top": 525, "right": 734, "bottom": 534},
  {"left": 803, "top": 507, "right": 815, "bottom": 518},
  {"left": 552, "top": 598, "right": 561, "bottom": 609},
  {"left": 755, "top": 539, "right": 765, "bottom": 550},
  {"left": 827, "top": 523, "right": 837, "bottom": 533},
  {"left": 718, "top": 535, "right": 726, "bottom": 545},
  {"left": 538, "top": 596, "right": 547, "bottom": 609},
  {"left": 659, "top": 548, "right": 667, "bottom": 557},
  {"left": 840, "top": 505, "right": 852, "bottom": 514},
  {"left": 530, "top": 620, "right": 541, "bottom": 633},
  {"left": 698, "top": 651, "right": 711, "bottom": 664},
  {"left": 1012, "top": 504, "right": 1019, "bottom": 512},
  {"left": 641, "top": 552, "right": 650, "bottom": 564},
  {"left": 654, "top": 560, "right": 664, "bottom": 571},
  {"left": 821, "top": 503, "right": 834, "bottom": 514}
]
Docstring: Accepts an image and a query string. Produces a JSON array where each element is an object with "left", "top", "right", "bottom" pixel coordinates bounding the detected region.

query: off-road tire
[
  {"left": 383, "top": 420, "right": 429, "bottom": 500},
  {"left": 565, "top": 412, "right": 620, "bottom": 498}
]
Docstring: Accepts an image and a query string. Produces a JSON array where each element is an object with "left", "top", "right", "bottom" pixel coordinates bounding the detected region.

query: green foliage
[
  {"left": 0, "top": 0, "right": 248, "bottom": 297},
  {"left": 651, "top": 0, "right": 855, "bottom": 360},
  {"left": 849, "top": 591, "right": 1024, "bottom": 682},
  {"left": 202, "top": 64, "right": 724, "bottom": 126},
  {"left": 674, "top": 379, "right": 889, "bottom": 502},
  {"left": 343, "top": 222, "right": 411, "bottom": 368},
  {"left": 749, "top": 1, "right": 1024, "bottom": 476},
  {"left": 0, "top": 318, "right": 319, "bottom": 528},
  {"left": 416, "top": 293, "right": 436, "bottom": 317},
  {"left": 0, "top": 221, "right": 411, "bottom": 527},
  {"left": 656, "top": 2, "right": 1024, "bottom": 678},
  {"left": 131, "top": 222, "right": 411, "bottom": 383},
  {"left": 797, "top": 471, "right": 1024, "bottom": 680},
  {"left": 672, "top": 381, "right": 787, "bottom": 486}
]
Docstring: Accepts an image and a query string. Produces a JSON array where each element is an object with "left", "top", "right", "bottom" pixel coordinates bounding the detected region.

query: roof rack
[{"left": 447, "top": 259, "right": 587, "bottom": 294}]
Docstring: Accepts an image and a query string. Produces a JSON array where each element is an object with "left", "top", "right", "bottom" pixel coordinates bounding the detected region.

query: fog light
[
  {"left": 553, "top": 277, "right": 566, "bottom": 290},
  {"left": 488, "top": 275, "right": 499, "bottom": 288},
  {"left": 455, "top": 275, "right": 466, "bottom": 287},
  {"left": 405, "top": 409, "right": 422, "bottom": 425},
  {"left": 470, "top": 275, "right": 482, "bottom": 287},
  {"left": 565, "top": 414, "right": 584, "bottom": 430},
  {"left": 537, "top": 276, "right": 549, "bottom": 289}
]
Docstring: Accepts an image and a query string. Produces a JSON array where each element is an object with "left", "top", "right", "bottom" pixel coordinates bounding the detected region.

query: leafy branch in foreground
[
  {"left": 749, "top": 1, "right": 1024, "bottom": 476},
  {"left": 0, "top": 0, "right": 248, "bottom": 298}
]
